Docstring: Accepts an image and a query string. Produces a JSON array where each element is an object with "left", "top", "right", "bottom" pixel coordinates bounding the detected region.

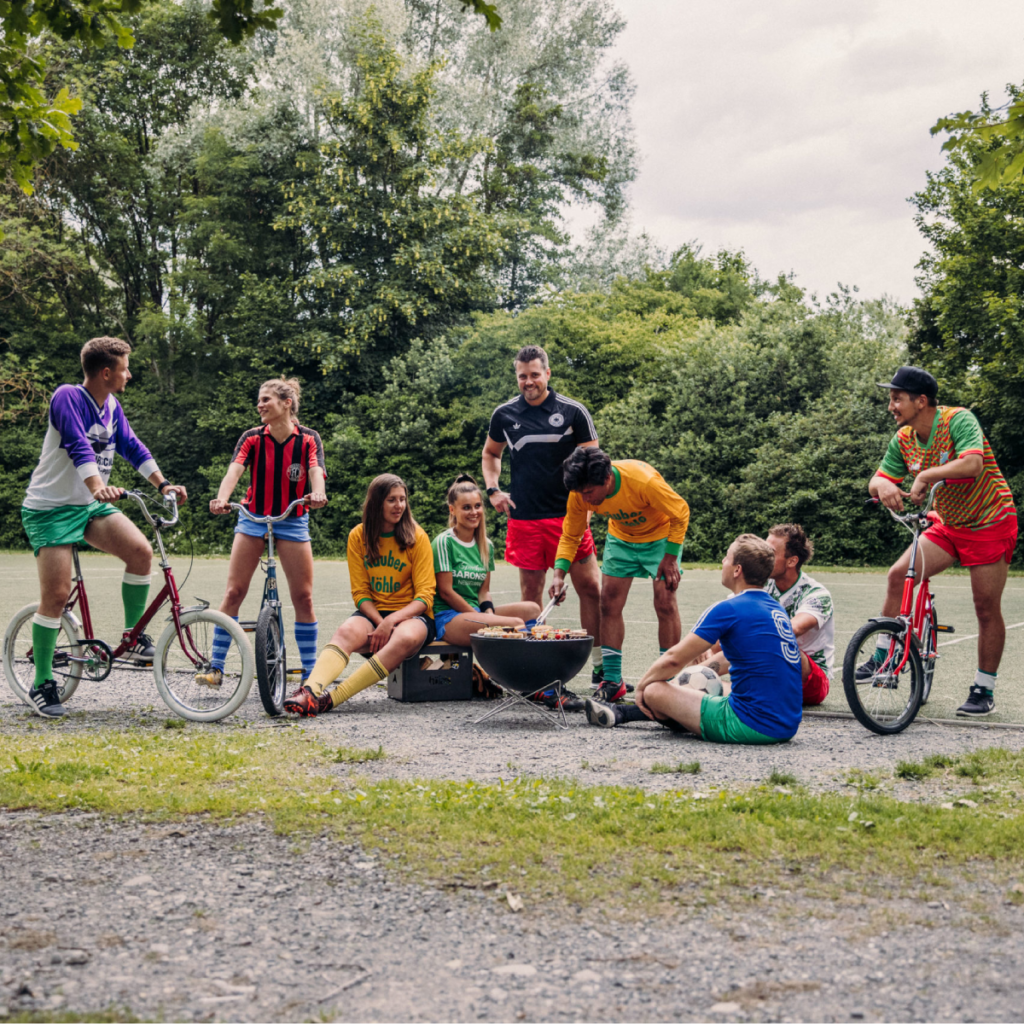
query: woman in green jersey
[{"left": 432, "top": 475, "right": 539, "bottom": 645}]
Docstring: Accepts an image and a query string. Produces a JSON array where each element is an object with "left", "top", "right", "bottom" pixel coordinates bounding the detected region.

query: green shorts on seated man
[{"left": 585, "top": 534, "right": 805, "bottom": 743}]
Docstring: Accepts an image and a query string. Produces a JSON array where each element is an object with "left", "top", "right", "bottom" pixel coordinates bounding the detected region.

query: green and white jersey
[
  {"left": 765, "top": 572, "right": 834, "bottom": 678},
  {"left": 432, "top": 528, "right": 495, "bottom": 615}
]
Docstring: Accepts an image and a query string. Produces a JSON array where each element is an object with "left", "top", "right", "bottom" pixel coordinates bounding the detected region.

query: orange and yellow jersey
[
  {"left": 877, "top": 406, "right": 1015, "bottom": 531},
  {"left": 347, "top": 523, "right": 436, "bottom": 617},
  {"left": 555, "top": 460, "right": 690, "bottom": 570}
]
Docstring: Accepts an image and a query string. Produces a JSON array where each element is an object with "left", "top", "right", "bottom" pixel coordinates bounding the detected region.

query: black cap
[{"left": 877, "top": 366, "right": 938, "bottom": 402}]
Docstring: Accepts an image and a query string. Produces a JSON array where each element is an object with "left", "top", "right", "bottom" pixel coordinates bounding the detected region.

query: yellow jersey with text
[{"left": 347, "top": 524, "right": 436, "bottom": 616}]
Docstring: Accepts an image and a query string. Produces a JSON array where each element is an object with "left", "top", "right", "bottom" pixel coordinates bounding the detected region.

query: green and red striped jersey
[{"left": 877, "top": 407, "right": 1015, "bottom": 530}]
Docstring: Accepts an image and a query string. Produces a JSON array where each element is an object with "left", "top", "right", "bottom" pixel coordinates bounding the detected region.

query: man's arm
[
  {"left": 635, "top": 632, "right": 714, "bottom": 711},
  {"left": 790, "top": 612, "right": 818, "bottom": 638},
  {"left": 908, "top": 453, "right": 983, "bottom": 504},
  {"left": 549, "top": 492, "right": 588, "bottom": 598},
  {"left": 481, "top": 437, "right": 515, "bottom": 515},
  {"left": 645, "top": 474, "right": 690, "bottom": 592}
]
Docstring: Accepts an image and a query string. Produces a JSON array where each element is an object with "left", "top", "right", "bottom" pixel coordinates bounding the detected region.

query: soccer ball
[{"left": 677, "top": 665, "right": 723, "bottom": 697}]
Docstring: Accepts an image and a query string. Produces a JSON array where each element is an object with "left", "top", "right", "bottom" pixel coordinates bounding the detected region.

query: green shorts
[
  {"left": 699, "top": 694, "right": 786, "bottom": 745},
  {"left": 21, "top": 502, "right": 120, "bottom": 556},
  {"left": 602, "top": 534, "right": 677, "bottom": 580}
]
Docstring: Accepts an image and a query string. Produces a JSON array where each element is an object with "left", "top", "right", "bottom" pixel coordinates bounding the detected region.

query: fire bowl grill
[{"left": 470, "top": 634, "right": 593, "bottom": 729}]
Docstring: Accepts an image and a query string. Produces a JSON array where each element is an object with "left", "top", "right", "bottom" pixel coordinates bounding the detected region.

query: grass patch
[
  {"left": 163, "top": 718, "right": 185, "bottom": 730},
  {"left": 651, "top": 761, "right": 701, "bottom": 775},
  {"left": 332, "top": 744, "right": 385, "bottom": 764},
  {"left": 4, "top": 1010, "right": 140, "bottom": 1023},
  {"left": 766, "top": 769, "right": 798, "bottom": 787},
  {"left": 895, "top": 759, "right": 934, "bottom": 782},
  {"left": 1, "top": 731, "right": 1023, "bottom": 911},
  {"left": 956, "top": 755, "right": 988, "bottom": 783}
]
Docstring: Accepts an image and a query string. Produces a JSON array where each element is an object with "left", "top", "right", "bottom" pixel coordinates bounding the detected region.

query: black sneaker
[
  {"left": 124, "top": 633, "right": 155, "bottom": 664},
  {"left": 531, "top": 690, "right": 585, "bottom": 712},
  {"left": 956, "top": 686, "right": 994, "bottom": 717},
  {"left": 584, "top": 698, "right": 621, "bottom": 727},
  {"left": 593, "top": 680, "right": 627, "bottom": 703},
  {"left": 855, "top": 656, "right": 883, "bottom": 682},
  {"left": 590, "top": 665, "right": 604, "bottom": 689},
  {"left": 29, "top": 680, "right": 65, "bottom": 719}
]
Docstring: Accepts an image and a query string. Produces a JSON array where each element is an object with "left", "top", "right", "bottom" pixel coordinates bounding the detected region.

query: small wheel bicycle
[
  {"left": 842, "top": 481, "right": 955, "bottom": 735},
  {"left": 2, "top": 491, "right": 254, "bottom": 721},
  {"left": 231, "top": 498, "right": 308, "bottom": 716}
]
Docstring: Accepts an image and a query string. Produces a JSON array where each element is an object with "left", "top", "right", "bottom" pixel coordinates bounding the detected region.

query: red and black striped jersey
[{"left": 231, "top": 424, "right": 326, "bottom": 518}]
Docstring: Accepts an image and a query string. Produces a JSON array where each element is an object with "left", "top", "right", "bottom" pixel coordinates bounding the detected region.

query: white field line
[{"left": 937, "top": 621, "right": 1024, "bottom": 648}]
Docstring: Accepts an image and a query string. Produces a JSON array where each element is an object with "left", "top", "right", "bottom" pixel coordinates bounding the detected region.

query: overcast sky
[{"left": 606, "top": 0, "right": 1024, "bottom": 304}]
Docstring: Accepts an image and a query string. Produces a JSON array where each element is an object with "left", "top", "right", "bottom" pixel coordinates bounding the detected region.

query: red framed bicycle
[
  {"left": 842, "top": 480, "right": 954, "bottom": 734},
  {"left": 3, "top": 491, "right": 254, "bottom": 721}
]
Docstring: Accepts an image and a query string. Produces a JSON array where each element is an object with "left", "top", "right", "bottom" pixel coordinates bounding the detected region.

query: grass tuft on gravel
[
  {"left": 2, "top": 731, "right": 1024, "bottom": 910},
  {"left": 651, "top": 761, "right": 700, "bottom": 775}
]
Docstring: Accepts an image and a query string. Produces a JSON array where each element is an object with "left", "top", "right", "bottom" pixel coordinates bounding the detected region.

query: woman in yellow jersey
[{"left": 283, "top": 474, "right": 435, "bottom": 717}]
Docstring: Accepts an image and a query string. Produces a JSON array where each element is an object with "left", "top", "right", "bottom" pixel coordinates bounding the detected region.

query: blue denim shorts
[
  {"left": 235, "top": 512, "right": 310, "bottom": 543},
  {"left": 434, "top": 605, "right": 476, "bottom": 641}
]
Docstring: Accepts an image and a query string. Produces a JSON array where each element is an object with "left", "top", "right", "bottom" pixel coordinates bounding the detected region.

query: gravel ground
[{"left": 1, "top": 811, "right": 1023, "bottom": 1023}]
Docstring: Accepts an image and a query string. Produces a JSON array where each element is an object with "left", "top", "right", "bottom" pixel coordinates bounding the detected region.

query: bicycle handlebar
[
  {"left": 867, "top": 480, "right": 945, "bottom": 525},
  {"left": 121, "top": 489, "right": 180, "bottom": 529},
  {"left": 229, "top": 498, "right": 308, "bottom": 525}
]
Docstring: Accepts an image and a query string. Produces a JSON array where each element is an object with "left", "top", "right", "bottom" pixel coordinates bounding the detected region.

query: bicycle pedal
[{"left": 935, "top": 624, "right": 955, "bottom": 633}]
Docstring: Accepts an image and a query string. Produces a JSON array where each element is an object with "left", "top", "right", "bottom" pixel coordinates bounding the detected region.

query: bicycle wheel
[
  {"left": 255, "top": 605, "right": 287, "bottom": 716},
  {"left": 153, "top": 609, "right": 254, "bottom": 722},
  {"left": 842, "top": 621, "right": 924, "bottom": 735},
  {"left": 920, "top": 605, "right": 938, "bottom": 706},
  {"left": 3, "top": 603, "right": 84, "bottom": 707}
]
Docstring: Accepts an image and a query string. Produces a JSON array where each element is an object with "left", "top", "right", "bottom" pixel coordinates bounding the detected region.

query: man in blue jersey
[
  {"left": 20, "top": 336, "right": 187, "bottom": 717},
  {"left": 586, "top": 534, "right": 803, "bottom": 743}
]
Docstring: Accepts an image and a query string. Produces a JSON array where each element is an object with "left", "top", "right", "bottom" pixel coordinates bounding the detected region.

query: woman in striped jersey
[
  {"left": 432, "top": 474, "right": 539, "bottom": 646},
  {"left": 202, "top": 378, "right": 327, "bottom": 686}
]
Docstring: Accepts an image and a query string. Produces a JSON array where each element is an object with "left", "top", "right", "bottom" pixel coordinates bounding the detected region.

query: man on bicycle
[
  {"left": 867, "top": 366, "right": 1017, "bottom": 716},
  {"left": 20, "top": 337, "right": 187, "bottom": 717}
]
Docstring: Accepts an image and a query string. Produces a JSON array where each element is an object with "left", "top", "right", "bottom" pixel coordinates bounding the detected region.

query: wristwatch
[
  {"left": 486, "top": 486, "right": 500, "bottom": 497},
  {"left": 158, "top": 480, "right": 172, "bottom": 494}
]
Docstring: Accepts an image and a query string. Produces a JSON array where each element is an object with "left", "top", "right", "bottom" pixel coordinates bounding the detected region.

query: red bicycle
[
  {"left": 842, "top": 480, "right": 954, "bottom": 734},
  {"left": 3, "top": 491, "right": 254, "bottom": 721}
]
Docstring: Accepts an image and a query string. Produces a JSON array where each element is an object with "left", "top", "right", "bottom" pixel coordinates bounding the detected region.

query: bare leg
[
  {"left": 643, "top": 680, "right": 704, "bottom": 734},
  {"left": 83, "top": 512, "right": 153, "bottom": 576},
  {"left": 652, "top": 578, "right": 681, "bottom": 649},
  {"left": 35, "top": 546, "right": 73, "bottom": 619},
  {"left": 880, "top": 536, "right": 956, "bottom": 616},
  {"left": 276, "top": 538, "right": 315, "bottom": 622},
  {"left": 495, "top": 601, "right": 541, "bottom": 620},
  {"left": 519, "top": 568, "right": 546, "bottom": 607},
  {"left": 599, "top": 574, "right": 632, "bottom": 651},
  {"left": 216, "top": 533, "right": 264, "bottom": 616},
  {"left": 968, "top": 559, "right": 1010, "bottom": 674},
  {"left": 441, "top": 611, "right": 529, "bottom": 648},
  {"left": 568, "top": 555, "right": 602, "bottom": 646}
]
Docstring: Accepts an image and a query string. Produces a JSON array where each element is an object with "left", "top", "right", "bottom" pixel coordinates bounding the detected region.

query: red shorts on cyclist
[{"left": 926, "top": 515, "right": 1018, "bottom": 567}]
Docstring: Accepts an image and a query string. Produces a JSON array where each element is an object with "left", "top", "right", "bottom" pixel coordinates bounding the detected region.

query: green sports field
[{"left": 1, "top": 551, "right": 1022, "bottom": 723}]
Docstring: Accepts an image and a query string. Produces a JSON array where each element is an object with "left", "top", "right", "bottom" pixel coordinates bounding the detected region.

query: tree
[{"left": 275, "top": 14, "right": 504, "bottom": 377}]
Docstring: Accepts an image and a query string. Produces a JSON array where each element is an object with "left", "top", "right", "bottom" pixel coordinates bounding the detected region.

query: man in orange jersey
[
  {"left": 867, "top": 366, "right": 1018, "bottom": 717},
  {"left": 550, "top": 447, "right": 690, "bottom": 704}
]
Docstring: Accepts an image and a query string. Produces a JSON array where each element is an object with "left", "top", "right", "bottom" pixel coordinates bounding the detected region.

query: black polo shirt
[{"left": 488, "top": 389, "right": 598, "bottom": 520}]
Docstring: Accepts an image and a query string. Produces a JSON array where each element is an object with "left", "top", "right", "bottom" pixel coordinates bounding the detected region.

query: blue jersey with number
[{"left": 692, "top": 589, "right": 802, "bottom": 740}]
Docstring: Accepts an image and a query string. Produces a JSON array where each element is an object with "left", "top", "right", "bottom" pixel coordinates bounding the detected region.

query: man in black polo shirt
[{"left": 482, "top": 345, "right": 604, "bottom": 699}]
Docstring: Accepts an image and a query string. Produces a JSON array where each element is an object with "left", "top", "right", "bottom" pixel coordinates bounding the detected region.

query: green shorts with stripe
[
  {"left": 21, "top": 502, "right": 120, "bottom": 556},
  {"left": 699, "top": 693, "right": 787, "bottom": 745},
  {"left": 602, "top": 534, "right": 678, "bottom": 580}
]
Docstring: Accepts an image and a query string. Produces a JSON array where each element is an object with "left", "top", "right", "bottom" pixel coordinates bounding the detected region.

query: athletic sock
[
  {"left": 974, "top": 669, "right": 996, "bottom": 695},
  {"left": 31, "top": 613, "right": 61, "bottom": 691},
  {"left": 591, "top": 649, "right": 603, "bottom": 669},
  {"left": 211, "top": 618, "right": 239, "bottom": 671},
  {"left": 305, "top": 644, "right": 350, "bottom": 697},
  {"left": 293, "top": 621, "right": 319, "bottom": 679},
  {"left": 121, "top": 572, "right": 151, "bottom": 630},
  {"left": 329, "top": 655, "right": 387, "bottom": 708},
  {"left": 873, "top": 637, "right": 891, "bottom": 663},
  {"left": 659, "top": 647, "right": 669, "bottom": 657},
  {"left": 601, "top": 646, "right": 623, "bottom": 683},
  {"left": 617, "top": 703, "right": 647, "bottom": 724}
]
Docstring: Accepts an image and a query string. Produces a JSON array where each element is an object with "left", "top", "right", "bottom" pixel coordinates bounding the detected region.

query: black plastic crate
[{"left": 387, "top": 642, "right": 473, "bottom": 702}]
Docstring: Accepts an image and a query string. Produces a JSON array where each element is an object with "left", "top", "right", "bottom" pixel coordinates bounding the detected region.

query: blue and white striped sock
[
  {"left": 294, "top": 621, "right": 319, "bottom": 680},
  {"left": 211, "top": 617, "right": 238, "bottom": 671},
  {"left": 601, "top": 646, "right": 623, "bottom": 683}
]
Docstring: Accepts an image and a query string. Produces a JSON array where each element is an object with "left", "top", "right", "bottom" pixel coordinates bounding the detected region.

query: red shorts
[
  {"left": 802, "top": 658, "right": 830, "bottom": 706},
  {"left": 505, "top": 517, "right": 596, "bottom": 571},
  {"left": 925, "top": 515, "right": 1018, "bottom": 567}
]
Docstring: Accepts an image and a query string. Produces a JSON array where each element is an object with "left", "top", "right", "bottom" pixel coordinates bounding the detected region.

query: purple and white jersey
[{"left": 23, "top": 385, "right": 159, "bottom": 509}]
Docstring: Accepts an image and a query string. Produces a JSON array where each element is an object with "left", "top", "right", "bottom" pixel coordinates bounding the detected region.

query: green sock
[
  {"left": 601, "top": 646, "right": 623, "bottom": 683},
  {"left": 31, "top": 614, "right": 61, "bottom": 690},
  {"left": 122, "top": 572, "right": 151, "bottom": 630}
]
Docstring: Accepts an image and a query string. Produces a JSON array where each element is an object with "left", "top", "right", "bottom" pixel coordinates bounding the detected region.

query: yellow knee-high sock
[
  {"left": 329, "top": 655, "right": 388, "bottom": 708},
  {"left": 305, "top": 645, "right": 349, "bottom": 697}
]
